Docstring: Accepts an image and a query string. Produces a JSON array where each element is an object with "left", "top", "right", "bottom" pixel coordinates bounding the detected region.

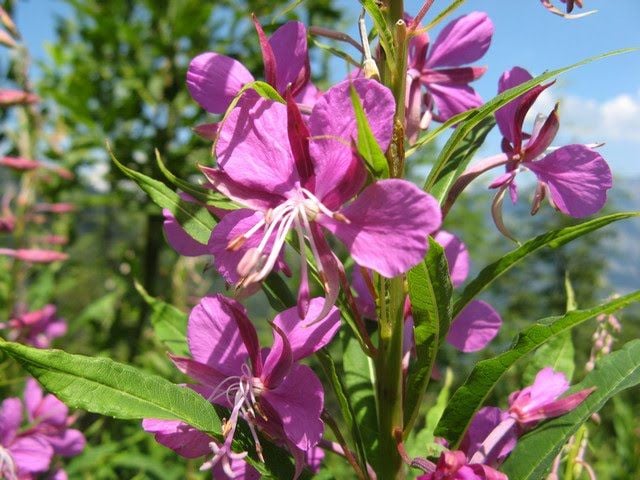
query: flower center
[
  {"left": 227, "top": 188, "right": 348, "bottom": 290},
  {"left": 202, "top": 364, "right": 266, "bottom": 473}
]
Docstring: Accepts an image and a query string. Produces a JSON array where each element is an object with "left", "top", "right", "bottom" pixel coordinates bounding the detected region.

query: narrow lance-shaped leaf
[
  {"left": 454, "top": 212, "right": 640, "bottom": 318},
  {"left": 340, "top": 329, "right": 380, "bottom": 472},
  {"left": 415, "top": 48, "right": 636, "bottom": 202},
  {"left": 434, "top": 290, "right": 640, "bottom": 447},
  {"left": 0, "top": 339, "right": 221, "bottom": 435},
  {"left": 316, "top": 349, "right": 371, "bottom": 478},
  {"left": 428, "top": 116, "right": 495, "bottom": 206},
  {"left": 404, "top": 238, "right": 452, "bottom": 432},
  {"left": 109, "top": 146, "right": 215, "bottom": 245},
  {"left": 134, "top": 280, "right": 188, "bottom": 356},
  {"left": 350, "top": 83, "right": 390, "bottom": 179},
  {"left": 502, "top": 339, "right": 640, "bottom": 479},
  {"left": 154, "top": 150, "right": 237, "bottom": 211}
]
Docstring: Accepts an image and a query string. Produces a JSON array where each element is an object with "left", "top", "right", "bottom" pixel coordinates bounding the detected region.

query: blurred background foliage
[{"left": 0, "top": 0, "right": 638, "bottom": 478}]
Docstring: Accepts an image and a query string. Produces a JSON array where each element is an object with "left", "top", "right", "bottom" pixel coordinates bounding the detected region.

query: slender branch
[
  {"left": 309, "top": 26, "right": 364, "bottom": 53},
  {"left": 321, "top": 411, "right": 370, "bottom": 480}
]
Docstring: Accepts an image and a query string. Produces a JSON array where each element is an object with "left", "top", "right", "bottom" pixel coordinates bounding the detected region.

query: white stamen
[{"left": 0, "top": 446, "right": 18, "bottom": 480}]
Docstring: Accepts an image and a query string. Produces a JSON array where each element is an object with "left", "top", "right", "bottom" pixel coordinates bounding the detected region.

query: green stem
[{"left": 375, "top": 275, "right": 405, "bottom": 479}]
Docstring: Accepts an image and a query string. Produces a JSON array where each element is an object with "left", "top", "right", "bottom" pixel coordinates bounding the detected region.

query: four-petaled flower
[
  {"left": 492, "top": 66, "right": 612, "bottom": 222},
  {"left": 203, "top": 78, "right": 441, "bottom": 319},
  {"left": 144, "top": 294, "right": 340, "bottom": 477},
  {"left": 406, "top": 12, "right": 493, "bottom": 142}
]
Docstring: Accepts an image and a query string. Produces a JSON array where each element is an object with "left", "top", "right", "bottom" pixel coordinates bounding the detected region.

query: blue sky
[{"left": 13, "top": 0, "right": 640, "bottom": 177}]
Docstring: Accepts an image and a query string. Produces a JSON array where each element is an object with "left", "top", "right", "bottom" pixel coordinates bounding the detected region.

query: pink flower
[
  {"left": 0, "top": 379, "right": 85, "bottom": 480},
  {"left": 508, "top": 367, "right": 595, "bottom": 427},
  {"left": 0, "top": 156, "right": 42, "bottom": 171},
  {"left": 417, "top": 450, "right": 507, "bottom": 480},
  {"left": 33, "top": 203, "right": 76, "bottom": 214},
  {"left": 492, "top": 66, "right": 612, "bottom": 218},
  {"left": 406, "top": 12, "right": 493, "bottom": 141},
  {"left": 467, "top": 368, "right": 594, "bottom": 466},
  {"left": 144, "top": 295, "right": 340, "bottom": 476},
  {"left": 187, "top": 19, "right": 317, "bottom": 116},
  {"left": 203, "top": 78, "right": 441, "bottom": 319},
  {"left": 0, "top": 90, "right": 38, "bottom": 107},
  {"left": 0, "top": 305, "right": 67, "bottom": 348},
  {"left": 0, "top": 248, "right": 68, "bottom": 264}
]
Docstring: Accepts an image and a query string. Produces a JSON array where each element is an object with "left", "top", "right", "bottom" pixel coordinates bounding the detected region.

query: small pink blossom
[
  {"left": 0, "top": 305, "right": 67, "bottom": 348},
  {"left": 0, "top": 379, "right": 85, "bottom": 480},
  {"left": 33, "top": 203, "right": 76, "bottom": 214},
  {"left": 0, "top": 248, "right": 68, "bottom": 264},
  {"left": 0, "top": 90, "right": 38, "bottom": 106},
  {"left": 0, "top": 156, "right": 42, "bottom": 171}
]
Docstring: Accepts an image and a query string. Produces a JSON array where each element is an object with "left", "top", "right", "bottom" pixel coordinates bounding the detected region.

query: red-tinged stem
[{"left": 410, "top": 0, "right": 436, "bottom": 31}]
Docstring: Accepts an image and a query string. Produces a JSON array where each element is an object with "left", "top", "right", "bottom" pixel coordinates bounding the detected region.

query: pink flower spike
[
  {"left": 33, "top": 202, "right": 76, "bottom": 214},
  {"left": 0, "top": 156, "right": 42, "bottom": 171},
  {"left": 508, "top": 367, "right": 595, "bottom": 426},
  {"left": 0, "top": 248, "right": 68, "bottom": 264},
  {"left": 0, "top": 90, "right": 38, "bottom": 106}
]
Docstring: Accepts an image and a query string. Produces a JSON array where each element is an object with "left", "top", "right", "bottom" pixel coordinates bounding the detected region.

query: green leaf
[
  {"left": 423, "top": 0, "right": 468, "bottom": 31},
  {"left": 350, "top": 83, "right": 390, "bottom": 178},
  {"left": 109, "top": 146, "right": 215, "bottom": 244},
  {"left": 523, "top": 331, "right": 575, "bottom": 385},
  {"left": 340, "top": 328, "right": 379, "bottom": 471},
  {"left": 0, "top": 340, "right": 221, "bottom": 435},
  {"left": 434, "top": 290, "right": 640, "bottom": 447},
  {"left": 453, "top": 212, "right": 640, "bottom": 318},
  {"left": 154, "top": 150, "right": 237, "bottom": 211},
  {"left": 316, "top": 348, "right": 371, "bottom": 477},
  {"left": 262, "top": 272, "right": 296, "bottom": 311},
  {"left": 418, "top": 48, "right": 636, "bottom": 201},
  {"left": 404, "top": 238, "right": 453, "bottom": 432},
  {"left": 502, "top": 339, "right": 640, "bottom": 479},
  {"left": 134, "top": 280, "right": 188, "bottom": 356},
  {"left": 426, "top": 116, "right": 495, "bottom": 205}
]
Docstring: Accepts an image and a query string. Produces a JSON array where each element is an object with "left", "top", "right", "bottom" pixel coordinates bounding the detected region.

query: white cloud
[{"left": 527, "top": 89, "right": 640, "bottom": 143}]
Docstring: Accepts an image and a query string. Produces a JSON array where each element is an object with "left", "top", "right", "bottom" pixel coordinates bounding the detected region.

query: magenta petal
[
  {"left": 46, "top": 429, "right": 86, "bottom": 456},
  {"left": 495, "top": 67, "right": 533, "bottom": 144},
  {"left": 434, "top": 230, "right": 469, "bottom": 287},
  {"left": 526, "top": 145, "right": 612, "bottom": 217},
  {"left": 187, "top": 294, "right": 251, "bottom": 376},
  {"left": 9, "top": 435, "right": 54, "bottom": 474},
  {"left": 319, "top": 179, "right": 442, "bottom": 277},
  {"left": 0, "top": 398, "right": 22, "bottom": 444},
  {"left": 427, "top": 12, "right": 493, "bottom": 68},
  {"left": 309, "top": 79, "right": 395, "bottom": 206},
  {"left": 201, "top": 167, "right": 282, "bottom": 211},
  {"left": 170, "top": 357, "right": 229, "bottom": 393},
  {"left": 163, "top": 210, "right": 210, "bottom": 256},
  {"left": 216, "top": 98, "right": 299, "bottom": 198},
  {"left": 262, "top": 326, "right": 293, "bottom": 389},
  {"left": 262, "top": 364, "right": 324, "bottom": 451},
  {"left": 295, "top": 82, "right": 322, "bottom": 107},
  {"left": 142, "top": 419, "right": 212, "bottom": 458},
  {"left": 186, "top": 52, "right": 254, "bottom": 114},
  {"left": 428, "top": 82, "right": 483, "bottom": 121},
  {"left": 447, "top": 300, "right": 501, "bottom": 352},
  {"left": 270, "top": 21, "right": 308, "bottom": 94},
  {"left": 460, "top": 406, "right": 507, "bottom": 459},
  {"left": 511, "top": 367, "right": 570, "bottom": 410},
  {"left": 272, "top": 298, "right": 341, "bottom": 361},
  {"left": 212, "top": 456, "right": 261, "bottom": 480},
  {"left": 351, "top": 267, "right": 377, "bottom": 319}
]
